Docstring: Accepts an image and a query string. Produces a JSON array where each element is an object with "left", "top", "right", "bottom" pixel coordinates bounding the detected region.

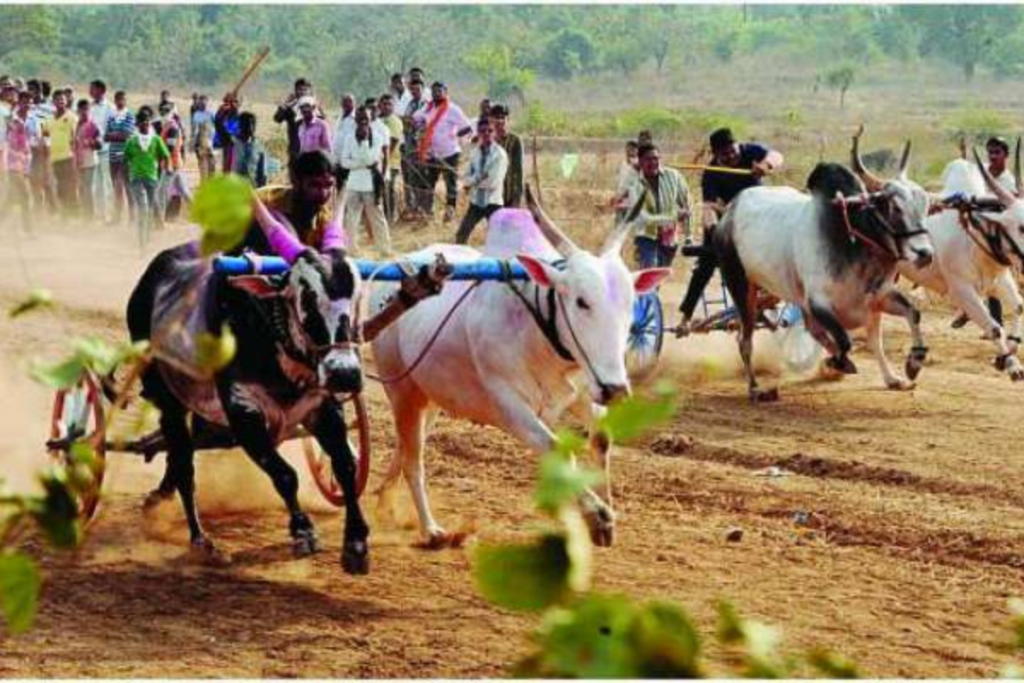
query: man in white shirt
[
  {"left": 331, "top": 92, "right": 356, "bottom": 189},
  {"left": 390, "top": 73, "right": 412, "bottom": 117},
  {"left": 341, "top": 107, "right": 391, "bottom": 256},
  {"left": 412, "top": 81, "right": 472, "bottom": 222},
  {"left": 455, "top": 116, "right": 508, "bottom": 244},
  {"left": 89, "top": 80, "right": 115, "bottom": 221}
]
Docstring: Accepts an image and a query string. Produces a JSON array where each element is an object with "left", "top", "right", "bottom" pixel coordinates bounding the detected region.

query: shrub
[{"left": 943, "top": 107, "right": 1013, "bottom": 144}]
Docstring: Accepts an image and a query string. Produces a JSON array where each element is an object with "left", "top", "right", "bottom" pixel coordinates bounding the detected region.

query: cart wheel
[
  {"left": 626, "top": 292, "right": 665, "bottom": 382},
  {"left": 303, "top": 393, "right": 371, "bottom": 506},
  {"left": 773, "top": 303, "right": 823, "bottom": 373},
  {"left": 48, "top": 372, "right": 106, "bottom": 524}
]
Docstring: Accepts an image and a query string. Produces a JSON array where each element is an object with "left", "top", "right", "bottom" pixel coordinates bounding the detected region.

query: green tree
[
  {"left": 824, "top": 65, "right": 856, "bottom": 109},
  {"left": 540, "top": 28, "right": 597, "bottom": 80},
  {"left": 902, "top": 5, "right": 1023, "bottom": 82},
  {"left": 0, "top": 6, "right": 58, "bottom": 63},
  {"left": 464, "top": 45, "right": 535, "bottom": 105}
]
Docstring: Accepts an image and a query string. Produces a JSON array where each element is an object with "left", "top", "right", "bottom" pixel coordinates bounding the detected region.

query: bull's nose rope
[{"left": 364, "top": 281, "right": 483, "bottom": 385}]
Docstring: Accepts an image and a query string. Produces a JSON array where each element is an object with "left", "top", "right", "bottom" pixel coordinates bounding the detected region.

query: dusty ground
[{"left": 2, "top": 207, "right": 1024, "bottom": 678}]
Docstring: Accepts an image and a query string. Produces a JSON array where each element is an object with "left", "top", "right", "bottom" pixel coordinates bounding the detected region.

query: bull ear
[
  {"left": 227, "top": 275, "right": 281, "bottom": 299},
  {"left": 633, "top": 268, "right": 672, "bottom": 294},
  {"left": 517, "top": 253, "right": 563, "bottom": 290}
]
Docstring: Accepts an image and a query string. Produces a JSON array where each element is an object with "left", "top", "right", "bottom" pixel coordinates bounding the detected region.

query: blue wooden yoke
[{"left": 212, "top": 255, "right": 530, "bottom": 282}]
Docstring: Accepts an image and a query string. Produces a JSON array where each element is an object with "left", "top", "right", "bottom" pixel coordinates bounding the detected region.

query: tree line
[{"left": 1, "top": 5, "right": 1022, "bottom": 103}]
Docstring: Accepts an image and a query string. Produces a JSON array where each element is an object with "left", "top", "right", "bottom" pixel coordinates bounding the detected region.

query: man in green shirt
[{"left": 123, "top": 107, "right": 170, "bottom": 247}]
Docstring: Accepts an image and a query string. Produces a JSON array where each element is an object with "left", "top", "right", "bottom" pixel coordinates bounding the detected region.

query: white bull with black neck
[
  {"left": 713, "top": 130, "right": 935, "bottom": 401},
  {"left": 369, "top": 188, "right": 670, "bottom": 548},
  {"left": 896, "top": 140, "right": 1024, "bottom": 380}
]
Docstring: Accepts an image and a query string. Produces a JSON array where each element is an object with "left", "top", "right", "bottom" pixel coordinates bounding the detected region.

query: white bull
[
  {"left": 369, "top": 191, "right": 669, "bottom": 547},
  {"left": 714, "top": 131, "right": 935, "bottom": 401},
  {"left": 897, "top": 144, "right": 1024, "bottom": 380}
]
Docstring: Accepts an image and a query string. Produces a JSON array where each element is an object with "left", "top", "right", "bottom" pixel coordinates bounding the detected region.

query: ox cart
[{"left": 625, "top": 244, "right": 824, "bottom": 381}]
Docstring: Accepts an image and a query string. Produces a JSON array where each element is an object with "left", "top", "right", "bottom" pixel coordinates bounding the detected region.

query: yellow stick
[
  {"left": 670, "top": 163, "right": 755, "bottom": 176},
  {"left": 231, "top": 46, "right": 271, "bottom": 98}
]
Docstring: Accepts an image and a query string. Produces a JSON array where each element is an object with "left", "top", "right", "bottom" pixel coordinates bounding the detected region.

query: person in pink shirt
[
  {"left": 74, "top": 99, "right": 102, "bottom": 220},
  {"left": 296, "top": 97, "right": 332, "bottom": 156},
  {"left": 5, "top": 90, "right": 33, "bottom": 231},
  {"left": 412, "top": 82, "right": 472, "bottom": 221}
]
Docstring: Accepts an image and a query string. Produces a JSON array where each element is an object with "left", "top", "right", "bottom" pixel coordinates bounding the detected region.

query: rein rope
[
  {"left": 834, "top": 193, "right": 904, "bottom": 261},
  {"left": 957, "top": 208, "right": 1014, "bottom": 267}
]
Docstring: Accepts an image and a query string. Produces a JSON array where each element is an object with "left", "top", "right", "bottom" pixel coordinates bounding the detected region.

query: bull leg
[
  {"left": 865, "top": 308, "right": 912, "bottom": 390},
  {"left": 307, "top": 400, "right": 370, "bottom": 575},
  {"left": 879, "top": 289, "right": 928, "bottom": 382},
  {"left": 566, "top": 394, "right": 615, "bottom": 546},
  {"left": 395, "top": 397, "right": 450, "bottom": 547},
  {"left": 993, "top": 269, "right": 1024, "bottom": 356},
  {"left": 218, "top": 388, "right": 319, "bottom": 557},
  {"left": 809, "top": 299, "right": 857, "bottom": 375},
  {"left": 158, "top": 408, "right": 212, "bottom": 551},
  {"left": 950, "top": 280, "right": 1024, "bottom": 381}
]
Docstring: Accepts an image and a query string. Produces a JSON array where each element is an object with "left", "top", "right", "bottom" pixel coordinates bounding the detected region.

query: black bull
[{"left": 127, "top": 242, "right": 447, "bottom": 574}]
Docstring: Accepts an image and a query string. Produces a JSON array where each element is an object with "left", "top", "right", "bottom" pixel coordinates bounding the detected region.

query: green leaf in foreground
[
  {"left": 534, "top": 452, "right": 602, "bottom": 515},
  {"left": 29, "top": 356, "right": 85, "bottom": 390},
  {"left": 806, "top": 648, "right": 860, "bottom": 679},
  {"left": 195, "top": 324, "right": 237, "bottom": 374},
  {"left": 28, "top": 469, "right": 82, "bottom": 549},
  {"left": 630, "top": 600, "right": 705, "bottom": 677},
  {"left": 597, "top": 384, "right": 678, "bottom": 442},
  {"left": 474, "top": 534, "right": 572, "bottom": 612},
  {"left": 190, "top": 174, "right": 254, "bottom": 256},
  {"left": 8, "top": 289, "right": 53, "bottom": 319},
  {"left": 0, "top": 552, "right": 41, "bottom": 635}
]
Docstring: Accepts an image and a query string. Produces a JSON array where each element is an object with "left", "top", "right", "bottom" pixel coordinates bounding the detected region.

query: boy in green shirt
[{"left": 123, "top": 107, "right": 170, "bottom": 247}]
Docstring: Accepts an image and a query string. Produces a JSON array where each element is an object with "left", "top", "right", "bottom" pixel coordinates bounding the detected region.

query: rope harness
[{"left": 833, "top": 192, "right": 928, "bottom": 262}]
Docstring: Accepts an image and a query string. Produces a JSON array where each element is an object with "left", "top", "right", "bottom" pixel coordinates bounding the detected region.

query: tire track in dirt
[
  {"left": 647, "top": 433, "right": 1024, "bottom": 509},
  {"left": 650, "top": 474, "right": 1024, "bottom": 572}
]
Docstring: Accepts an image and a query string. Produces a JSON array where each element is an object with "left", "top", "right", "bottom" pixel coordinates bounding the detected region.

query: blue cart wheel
[{"left": 626, "top": 292, "right": 664, "bottom": 382}]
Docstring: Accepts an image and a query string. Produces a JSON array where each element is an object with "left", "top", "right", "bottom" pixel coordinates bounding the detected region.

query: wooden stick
[
  {"left": 531, "top": 135, "right": 543, "bottom": 206},
  {"left": 230, "top": 46, "right": 271, "bottom": 98},
  {"left": 670, "top": 163, "right": 755, "bottom": 176}
]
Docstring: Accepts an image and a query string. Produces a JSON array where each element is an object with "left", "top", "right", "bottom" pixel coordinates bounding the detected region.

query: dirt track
[{"left": 2, "top": 218, "right": 1024, "bottom": 677}]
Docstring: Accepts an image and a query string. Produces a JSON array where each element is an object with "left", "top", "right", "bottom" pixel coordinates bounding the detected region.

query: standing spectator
[
  {"left": 331, "top": 92, "right": 356, "bottom": 188},
  {"left": 455, "top": 116, "right": 508, "bottom": 244},
  {"left": 105, "top": 90, "right": 135, "bottom": 224},
  {"left": 0, "top": 84, "right": 12, "bottom": 198},
  {"left": 123, "top": 108, "right": 170, "bottom": 247},
  {"left": 157, "top": 101, "right": 189, "bottom": 221},
  {"left": 232, "top": 111, "right": 267, "bottom": 188},
  {"left": 88, "top": 80, "right": 114, "bottom": 221},
  {"left": 377, "top": 93, "right": 404, "bottom": 224},
  {"left": 191, "top": 94, "right": 215, "bottom": 181},
  {"left": 470, "top": 98, "right": 492, "bottom": 140},
  {"left": 274, "top": 78, "right": 321, "bottom": 163},
  {"left": 400, "top": 78, "right": 430, "bottom": 219},
  {"left": 341, "top": 106, "right": 391, "bottom": 255},
  {"left": 413, "top": 81, "right": 472, "bottom": 221},
  {"left": 623, "top": 143, "right": 691, "bottom": 269},
  {"left": 27, "top": 85, "right": 55, "bottom": 214},
  {"left": 390, "top": 73, "right": 411, "bottom": 116},
  {"left": 42, "top": 92, "right": 77, "bottom": 215},
  {"left": 4, "top": 90, "right": 33, "bottom": 231},
  {"left": 73, "top": 99, "right": 102, "bottom": 220},
  {"left": 489, "top": 104, "right": 523, "bottom": 208},
  {"left": 296, "top": 97, "right": 332, "bottom": 155},
  {"left": 214, "top": 92, "right": 241, "bottom": 173}
]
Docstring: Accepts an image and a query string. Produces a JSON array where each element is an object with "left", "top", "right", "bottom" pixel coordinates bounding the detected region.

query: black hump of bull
[{"left": 806, "top": 162, "right": 896, "bottom": 278}]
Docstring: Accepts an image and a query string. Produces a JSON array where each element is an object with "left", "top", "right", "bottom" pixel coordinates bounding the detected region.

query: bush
[{"left": 944, "top": 107, "right": 1013, "bottom": 144}]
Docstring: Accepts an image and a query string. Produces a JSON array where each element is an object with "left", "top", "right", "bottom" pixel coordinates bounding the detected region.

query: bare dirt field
[{"left": 2, "top": 195, "right": 1024, "bottom": 677}]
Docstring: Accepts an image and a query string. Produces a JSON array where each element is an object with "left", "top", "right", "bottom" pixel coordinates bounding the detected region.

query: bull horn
[
  {"left": 958, "top": 136, "right": 967, "bottom": 160},
  {"left": 601, "top": 218, "right": 631, "bottom": 257},
  {"left": 851, "top": 124, "right": 884, "bottom": 193},
  {"left": 525, "top": 184, "right": 579, "bottom": 257},
  {"left": 1015, "top": 136, "right": 1022, "bottom": 198},
  {"left": 897, "top": 139, "right": 912, "bottom": 181},
  {"left": 973, "top": 147, "right": 1018, "bottom": 207}
]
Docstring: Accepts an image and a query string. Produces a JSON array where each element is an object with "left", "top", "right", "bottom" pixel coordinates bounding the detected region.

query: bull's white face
[
  {"left": 518, "top": 251, "right": 670, "bottom": 405},
  {"left": 288, "top": 252, "right": 363, "bottom": 393},
  {"left": 884, "top": 179, "right": 934, "bottom": 266}
]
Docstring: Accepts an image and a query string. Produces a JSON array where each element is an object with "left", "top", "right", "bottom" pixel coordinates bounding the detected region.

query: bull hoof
[
  {"left": 826, "top": 355, "right": 858, "bottom": 375},
  {"left": 1011, "top": 368, "right": 1024, "bottom": 382},
  {"left": 142, "top": 488, "right": 174, "bottom": 511},
  {"left": 292, "top": 529, "right": 320, "bottom": 558},
  {"left": 905, "top": 359, "right": 922, "bottom": 381},
  {"left": 749, "top": 387, "right": 780, "bottom": 403},
  {"left": 590, "top": 523, "right": 615, "bottom": 548},
  {"left": 886, "top": 377, "right": 916, "bottom": 391},
  {"left": 189, "top": 537, "right": 231, "bottom": 567},
  {"left": 416, "top": 530, "right": 468, "bottom": 550},
  {"left": 341, "top": 540, "right": 370, "bottom": 575}
]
